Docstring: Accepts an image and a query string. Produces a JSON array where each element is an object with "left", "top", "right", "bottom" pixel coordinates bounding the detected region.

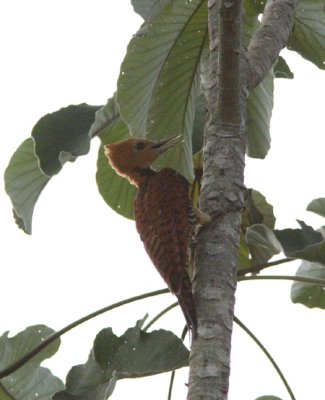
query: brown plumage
[{"left": 104, "top": 136, "right": 198, "bottom": 334}]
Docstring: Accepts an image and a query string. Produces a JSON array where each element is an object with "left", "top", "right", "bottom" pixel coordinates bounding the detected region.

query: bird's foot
[{"left": 195, "top": 208, "right": 211, "bottom": 225}]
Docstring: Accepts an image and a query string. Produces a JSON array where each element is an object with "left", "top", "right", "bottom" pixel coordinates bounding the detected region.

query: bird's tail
[{"left": 177, "top": 276, "right": 197, "bottom": 338}]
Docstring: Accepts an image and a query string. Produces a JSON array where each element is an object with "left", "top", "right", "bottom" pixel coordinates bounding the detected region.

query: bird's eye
[{"left": 134, "top": 141, "right": 146, "bottom": 151}]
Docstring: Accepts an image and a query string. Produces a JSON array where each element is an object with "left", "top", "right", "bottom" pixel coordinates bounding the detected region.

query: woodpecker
[{"left": 104, "top": 136, "right": 210, "bottom": 336}]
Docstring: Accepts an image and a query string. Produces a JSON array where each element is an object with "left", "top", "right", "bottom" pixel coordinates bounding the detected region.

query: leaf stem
[
  {"left": 237, "top": 257, "right": 295, "bottom": 276},
  {"left": 239, "top": 275, "right": 325, "bottom": 286},
  {"left": 167, "top": 370, "right": 176, "bottom": 400},
  {"left": 234, "top": 315, "right": 296, "bottom": 400},
  {"left": 0, "top": 288, "right": 169, "bottom": 379},
  {"left": 167, "top": 325, "right": 188, "bottom": 400}
]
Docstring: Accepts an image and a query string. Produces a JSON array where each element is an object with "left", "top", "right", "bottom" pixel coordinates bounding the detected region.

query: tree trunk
[{"left": 187, "top": 0, "right": 297, "bottom": 399}]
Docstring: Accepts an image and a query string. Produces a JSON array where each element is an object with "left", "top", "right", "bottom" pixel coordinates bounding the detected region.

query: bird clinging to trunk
[{"left": 104, "top": 136, "right": 210, "bottom": 337}]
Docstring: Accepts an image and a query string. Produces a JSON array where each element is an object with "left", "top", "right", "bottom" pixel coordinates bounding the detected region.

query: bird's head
[{"left": 104, "top": 135, "right": 182, "bottom": 186}]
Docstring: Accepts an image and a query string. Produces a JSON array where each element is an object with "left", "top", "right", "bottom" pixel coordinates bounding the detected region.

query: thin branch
[
  {"left": 234, "top": 315, "right": 296, "bottom": 400},
  {"left": 167, "top": 370, "right": 176, "bottom": 400},
  {"left": 237, "top": 257, "right": 295, "bottom": 276},
  {"left": 167, "top": 325, "right": 188, "bottom": 400},
  {"left": 143, "top": 302, "right": 178, "bottom": 331},
  {"left": 247, "top": 0, "right": 298, "bottom": 90},
  {"left": 0, "top": 288, "right": 168, "bottom": 379},
  {"left": 144, "top": 302, "right": 181, "bottom": 400},
  {"left": 239, "top": 275, "right": 325, "bottom": 286},
  {"left": 143, "top": 302, "right": 186, "bottom": 400}
]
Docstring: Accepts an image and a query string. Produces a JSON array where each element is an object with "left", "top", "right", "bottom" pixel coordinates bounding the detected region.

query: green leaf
[
  {"left": 131, "top": 0, "right": 172, "bottom": 21},
  {"left": 246, "top": 224, "right": 282, "bottom": 266},
  {"left": 55, "top": 322, "right": 189, "bottom": 399},
  {"left": 307, "top": 197, "right": 325, "bottom": 218},
  {"left": 288, "top": 239, "right": 325, "bottom": 264},
  {"left": 95, "top": 98, "right": 136, "bottom": 220},
  {"left": 244, "top": 0, "right": 267, "bottom": 15},
  {"left": 246, "top": 69, "right": 274, "bottom": 158},
  {"left": 32, "top": 104, "right": 100, "bottom": 176},
  {"left": 274, "top": 221, "right": 323, "bottom": 253},
  {"left": 199, "top": 33, "right": 209, "bottom": 84},
  {"left": 192, "top": 92, "right": 207, "bottom": 154},
  {"left": 242, "top": 189, "right": 276, "bottom": 231},
  {"left": 0, "top": 325, "right": 63, "bottom": 400},
  {"left": 255, "top": 396, "right": 283, "bottom": 400},
  {"left": 5, "top": 104, "right": 101, "bottom": 233},
  {"left": 274, "top": 221, "right": 325, "bottom": 263},
  {"left": 0, "top": 384, "right": 15, "bottom": 400},
  {"left": 274, "top": 56, "right": 294, "bottom": 79},
  {"left": 117, "top": 0, "right": 208, "bottom": 181},
  {"left": 4, "top": 138, "right": 50, "bottom": 234},
  {"left": 241, "top": 190, "right": 273, "bottom": 269},
  {"left": 53, "top": 384, "right": 112, "bottom": 400},
  {"left": 89, "top": 96, "right": 120, "bottom": 139},
  {"left": 244, "top": 0, "right": 261, "bottom": 40},
  {"left": 287, "top": 0, "right": 325, "bottom": 69},
  {"left": 238, "top": 232, "right": 252, "bottom": 270},
  {"left": 94, "top": 323, "right": 189, "bottom": 377},
  {"left": 291, "top": 261, "right": 325, "bottom": 309}
]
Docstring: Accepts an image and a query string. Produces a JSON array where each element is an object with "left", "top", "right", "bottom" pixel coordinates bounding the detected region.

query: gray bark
[
  {"left": 247, "top": 0, "right": 298, "bottom": 90},
  {"left": 187, "top": 0, "right": 298, "bottom": 399}
]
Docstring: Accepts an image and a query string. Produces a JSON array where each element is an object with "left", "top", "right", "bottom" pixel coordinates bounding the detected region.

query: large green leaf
[
  {"left": 54, "top": 320, "right": 189, "bottom": 399},
  {"left": 274, "top": 56, "right": 294, "bottom": 79},
  {"left": 242, "top": 189, "right": 276, "bottom": 231},
  {"left": 0, "top": 385, "right": 13, "bottom": 400},
  {"left": 307, "top": 197, "right": 325, "bottom": 218},
  {"left": 274, "top": 221, "right": 325, "bottom": 263},
  {"left": 4, "top": 104, "right": 101, "bottom": 234},
  {"left": 287, "top": 239, "right": 325, "bottom": 264},
  {"left": 244, "top": 0, "right": 261, "bottom": 40},
  {"left": 198, "top": 32, "right": 209, "bottom": 89},
  {"left": 32, "top": 104, "right": 100, "bottom": 176},
  {"left": 192, "top": 91, "right": 207, "bottom": 154},
  {"left": 131, "top": 0, "right": 172, "bottom": 21},
  {"left": 239, "top": 190, "right": 276, "bottom": 270},
  {"left": 246, "top": 224, "right": 282, "bottom": 266},
  {"left": 287, "top": 0, "right": 325, "bottom": 69},
  {"left": 255, "top": 397, "right": 283, "bottom": 400},
  {"left": 89, "top": 95, "right": 121, "bottom": 139},
  {"left": 291, "top": 261, "right": 325, "bottom": 308},
  {"left": 238, "top": 232, "right": 252, "bottom": 270},
  {"left": 244, "top": 0, "right": 266, "bottom": 15},
  {"left": 246, "top": 70, "right": 274, "bottom": 158},
  {"left": 95, "top": 98, "right": 136, "bottom": 219},
  {"left": 117, "top": 0, "right": 208, "bottom": 181},
  {"left": 4, "top": 138, "right": 50, "bottom": 234},
  {"left": 0, "top": 325, "right": 63, "bottom": 400}
]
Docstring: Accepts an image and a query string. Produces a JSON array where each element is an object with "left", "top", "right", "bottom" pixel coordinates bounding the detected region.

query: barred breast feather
[{"left": 134, "top": 168, "right": 197, "bottom": 332}]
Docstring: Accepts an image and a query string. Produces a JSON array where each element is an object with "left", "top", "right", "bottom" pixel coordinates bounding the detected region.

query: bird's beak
[{"left": 152, "top": 135, "right": 183, "bottom": 154}]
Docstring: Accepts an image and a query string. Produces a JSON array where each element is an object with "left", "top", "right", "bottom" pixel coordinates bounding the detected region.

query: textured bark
[
  {"left": 247, "top": 0, "right": 298, "bottom": 90},
  {"left": 187, "top": 1, "right": 246, "bottom": 399},
  {"left": 187, "top": 0, "right": 298, "bottom": 399}
]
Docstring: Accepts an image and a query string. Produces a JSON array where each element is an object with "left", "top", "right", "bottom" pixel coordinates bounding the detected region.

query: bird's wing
[{"left": 134, "top": 168, "right": 193, "bottom": 295}]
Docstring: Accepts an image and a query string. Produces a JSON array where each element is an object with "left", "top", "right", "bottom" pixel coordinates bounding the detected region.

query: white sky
[{"left": 1, "top": 1, "right": 325, "bottom": 399}]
